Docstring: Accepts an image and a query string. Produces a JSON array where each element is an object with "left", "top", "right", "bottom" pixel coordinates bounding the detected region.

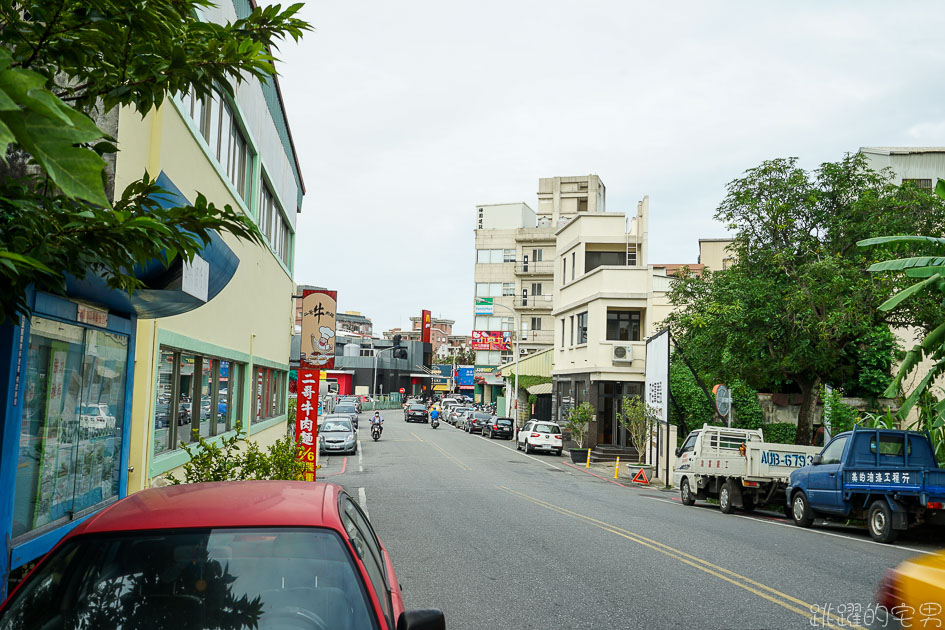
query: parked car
[
  {"left": 405, "top": 403, "right": 428, "bottom": 423},
  {"left": 483, "top": 417, "right": 514, "bottom": 440},
  {"left": 517, "top": 421, "right": 563, "bottom": 455},
  {"left": 0, "top": 481, "right": 445, "bottom": 630},
  {"left": 319, "top": 418, "right": 357, "bottom": 455},
  {"left": 448, "top": 406, "right": 469, "bottom": 425},
  {"left": 332, "top": 403, "right": 359, "bottom": 429},
  {"left": 457, "top": 409, "right": 475, "bottom": 429},
  {"left": 787, "top": 427, "right": 945, "bottom": 543},
  {"left": 465, "top": 412, "right": 494, "bottom": 434},
  {"left": 876, "top": 548, "right": 945, "bottom": 625},
  {"left": 339, "top": 395, "right": 362, "bottom": 414}
]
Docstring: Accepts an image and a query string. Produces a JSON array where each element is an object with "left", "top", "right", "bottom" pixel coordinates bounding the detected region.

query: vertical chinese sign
[{"left": 298, "top": 289, "right": 337, "bottom": 481}]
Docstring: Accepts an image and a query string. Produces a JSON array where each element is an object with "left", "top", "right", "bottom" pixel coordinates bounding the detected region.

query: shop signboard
[
  {"left": 300, "top": 289, "right": 337, "bottom": 370},
  {"left": 457, "top": 366, "right": 475, "bottom": 389},
  {"left": 471, "top": 330, "right": 511, "bottom": 351},
  {"left": 474, "top": 298, "right": 493, "bottom": 315},
  {"left": 421, "top": 309, "right": 432, "bottom": 343},
  {"left": 296, "top": 368, "right": 319, "bottom": 481}
]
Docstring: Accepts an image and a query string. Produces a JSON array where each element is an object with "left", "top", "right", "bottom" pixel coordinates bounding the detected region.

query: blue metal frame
[{"left": 0, "top": 288, "right": 137, "bottom": 591}]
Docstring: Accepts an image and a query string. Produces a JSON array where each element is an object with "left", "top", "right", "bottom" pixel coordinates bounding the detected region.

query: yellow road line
[
  {"left": 414, "top": 432, "right": 471, "bottom": 471},
  {"left": 498, "top": 486, "right": 865, "bottom": 630}
]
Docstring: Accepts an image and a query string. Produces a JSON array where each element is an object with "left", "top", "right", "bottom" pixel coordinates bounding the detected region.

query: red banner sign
[
  {"left": 421, "top": 309, "right": 432, "bottom": 343},
  {"left": 471, "top": 330, "right": 511, "bottom": 351},
  {"left": 296, "top": 368, "right": 320, "bottom": 481}
]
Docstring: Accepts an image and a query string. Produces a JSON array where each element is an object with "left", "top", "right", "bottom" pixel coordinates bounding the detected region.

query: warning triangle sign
[{"left": 631, "top": 467, "right": 649, "bottom": 484}]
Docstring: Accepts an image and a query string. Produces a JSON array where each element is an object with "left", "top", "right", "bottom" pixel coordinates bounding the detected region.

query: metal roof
[
  {"left": 860, "top": 146, "right": 945, "bottom": 155},
  {"left": 526, "top": 382, "right": 553, "bottom": 395}
]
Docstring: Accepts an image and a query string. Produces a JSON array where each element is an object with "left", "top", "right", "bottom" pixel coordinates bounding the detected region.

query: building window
[
  {"left": 476, "top": 249, "right": 505, "bottom": 264},
  {"left": 13, "top": 318, "right": 129, "bottom": 541},
  {"left": 586, "top": 250, "right": 628, "bottom": 272},
  {"left": 531, "top": 282, "right": 543, "bottom": 296},
  {"left": 503, "top": 249, "right": 516, "bottom": 263},
  {"left": 153, "top": 348, "right": 246, "bottom": 456},
  {"left": 570, "top": 316, "right": 574, "bottom": 346},
  {"left": 577, "top": 312, "right": 588, "bottom": 344},
  {"left": 501, "top": 317, "right": 514, "bottom": 332},
  {"left": 259, "top": 181, "right": 292, "bottom": 267},
  {"left": 189, "top": 92, "right": 253, "bottom": 203},
  {"left": 475, "top": 283, "right": 502, "bottom": 298},
  {"left": 360, "top": 346, "right": 375, "bottom": 357},
  {"left": 607, "top": 310, "right": 641, "bottom": 341},
  {"left": 531, "top": 317, "right": 542, "bottom": 331},
  {"left": 502, "top": 283, "right": 515, "bottom": 296},
  {"left": 561, "top": 318, "right": 565, "bottom": 346},
  {"left": 562, "top": 258, "right": 567, "bottom": 285},
  {"left": 253, "top": 366, "right": 287, "bottom": 424},
  {"left": 903, "top": 178, "right": 933, "bottom": 190},
  {"left": 571, "top": 252, "right": 576, "bottom": 280},
  {"left": 532, "top": 248, "right": 543, "bottom": 262}
]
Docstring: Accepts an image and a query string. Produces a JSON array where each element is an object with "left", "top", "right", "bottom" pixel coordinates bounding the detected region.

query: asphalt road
[{"left": 318, "top": 411, "right": 943, "bottom": 630}]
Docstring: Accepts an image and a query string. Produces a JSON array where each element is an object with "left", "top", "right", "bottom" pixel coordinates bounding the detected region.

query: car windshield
[
  {"left": 335, "top": 405, "right": 356, "bottom": 413},
  {"left": 0, "top": 528, "right": 378, "bottom": 630},
  {"left": 322, "top": 421, "right": 352, "bottom": 432},
  {"left": 408, "top": 404, "right": 426, "bottom": 411},
  {"left": 496, "top": 419, "right": 512, "bottom": 426},
  {"left": 474, "top": 413, "right": 492, "bottom": 420},
  {"left": 535, "top": 424, "right": 559, "bottom": 434}
]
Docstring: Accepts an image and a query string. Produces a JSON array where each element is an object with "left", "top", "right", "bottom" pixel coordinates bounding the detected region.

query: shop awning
[
  {"left": 64, "top": 172, "right": 239, "bottom": 319},
  {"left": 483, "top": 375, "right": 505, "bottom": 386},
  {"left": 410, "top": 373, "right": 434, "bottom": 379},
  {"left": 526, "top": 382, "right": 553, "bottom": 395}
]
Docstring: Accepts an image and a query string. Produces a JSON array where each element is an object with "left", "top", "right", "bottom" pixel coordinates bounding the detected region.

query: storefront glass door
[{"left": 13, "top": 317, "right": 128, "bottom": 540}]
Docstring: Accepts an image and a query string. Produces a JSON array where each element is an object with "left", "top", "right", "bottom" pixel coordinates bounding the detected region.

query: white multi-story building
[{"left": 551, "top": 197, "right": 679, "bottom": 447}]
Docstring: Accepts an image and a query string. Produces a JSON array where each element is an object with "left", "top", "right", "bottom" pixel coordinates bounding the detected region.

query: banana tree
[{"left": 859, "top": 179, "right": 945, "bottom": 461}]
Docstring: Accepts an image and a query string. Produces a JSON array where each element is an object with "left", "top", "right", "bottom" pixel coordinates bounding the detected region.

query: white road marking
[
  {"left": 475, "top": 434, "right": 569, "bottom": 471},
  {"left": 358, "top": 439, "right": 363, "bottom": 472},
  {"left": 644, "top": 496, "right": 931, "bottom": 555},
  {"left": 358, "top": 487, "right": 368, "bottom": 518}
]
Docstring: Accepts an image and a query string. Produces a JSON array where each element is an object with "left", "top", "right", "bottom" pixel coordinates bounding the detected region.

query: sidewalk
[{"left": 565, "top": 458, "right": 676, "bottom": 492}]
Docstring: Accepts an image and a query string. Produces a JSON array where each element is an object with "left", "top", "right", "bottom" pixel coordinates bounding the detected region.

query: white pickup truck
[{"left": 673, "top": 424, "right": 822, "bottom": 513}]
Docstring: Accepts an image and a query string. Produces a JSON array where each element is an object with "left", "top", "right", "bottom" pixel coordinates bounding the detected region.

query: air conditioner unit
[
  {"left": 612, "top": 345, "right": 633, "bottom": 362},
  {"left": 520, "top": 348, "right": 528, "bottom": 355}
]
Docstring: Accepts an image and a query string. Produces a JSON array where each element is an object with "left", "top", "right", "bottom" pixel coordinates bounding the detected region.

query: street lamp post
[{"left": 372, "top": 346, "right": 397, "bottom": 400}]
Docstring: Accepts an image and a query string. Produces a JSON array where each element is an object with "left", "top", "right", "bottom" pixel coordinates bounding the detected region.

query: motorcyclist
[
  {"left": 430, "top": 406, "right": 439, "bottom": 425},
  {"left": 370, "top": 411, "right": 384, "bottom": 435}
]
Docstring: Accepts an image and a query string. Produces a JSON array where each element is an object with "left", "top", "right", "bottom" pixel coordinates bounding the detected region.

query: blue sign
[{"left": 457, "top": 367, "right": 474, "bottom": 387}]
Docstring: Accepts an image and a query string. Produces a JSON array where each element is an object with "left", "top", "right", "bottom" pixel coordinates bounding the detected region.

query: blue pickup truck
[{"left": 786, "top": 426, "right": 945, "bottom": 543}]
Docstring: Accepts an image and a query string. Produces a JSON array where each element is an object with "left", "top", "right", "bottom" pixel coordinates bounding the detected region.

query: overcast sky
[{"left": 277, "top": 1, "right": 945, "bottom": 336}]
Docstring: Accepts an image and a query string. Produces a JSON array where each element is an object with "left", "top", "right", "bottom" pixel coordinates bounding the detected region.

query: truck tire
[
  {"left": 868, "top": 499, "right": 900, "bottom": 544},
  {"left": 680, "top": 478, "right": 696, "bottom": 506},
  {"left": 742, "top": 496, "right": 755, "bottom": 512},
  {"left": 719, "top": 480, "right": 735, "bottom": 514},
  {"left": 791, "top": 491, "right": 814, "bottom": 528}
]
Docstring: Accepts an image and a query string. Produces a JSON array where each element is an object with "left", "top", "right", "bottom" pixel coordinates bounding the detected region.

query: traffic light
[{"left": 392, "top": 335, "right": 407, "bottom": 359}]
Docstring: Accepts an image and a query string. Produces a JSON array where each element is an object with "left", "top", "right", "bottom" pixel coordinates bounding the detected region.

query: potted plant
[
  {"left": 565, "top": 402, "right": 595, "bottom": 463},
  {"left": 618, "top": 395, "right": 658, "bottom": 480}
]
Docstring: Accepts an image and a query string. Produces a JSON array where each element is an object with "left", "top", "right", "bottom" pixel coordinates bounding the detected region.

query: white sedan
[{"left": 517, "top": 421, "right": 563, "bottom": 455}]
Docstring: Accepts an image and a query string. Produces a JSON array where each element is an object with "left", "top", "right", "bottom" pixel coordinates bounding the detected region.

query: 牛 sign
[{"left": 300, "top": 290, "right": 337, "bottom": 369}]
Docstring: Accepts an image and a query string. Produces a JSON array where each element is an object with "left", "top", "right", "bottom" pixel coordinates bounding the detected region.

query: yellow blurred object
[{"left": 877, "top": 549, "right": 945, "bottom": 624}]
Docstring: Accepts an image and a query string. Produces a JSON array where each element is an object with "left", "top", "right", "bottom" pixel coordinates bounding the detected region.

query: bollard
[
  {"left": 614, "top": 456, "right": 620, "bottom": 479},
  {"left": 586, "top": 448, "right": 591, "bottom": 469}
]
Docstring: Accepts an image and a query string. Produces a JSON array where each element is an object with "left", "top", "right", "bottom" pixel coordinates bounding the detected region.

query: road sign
[
  {"left": 474, "top": 298, "right": 493, "bottom": 315},
  {"left": 631, "top": 467, "right": 650, "bottom": 484},
  {"left": 714, "top": 384, "right": 732, "bottom": 417},
  {"left": 399, "top": 387, "right": 405, "bottom": 394}
]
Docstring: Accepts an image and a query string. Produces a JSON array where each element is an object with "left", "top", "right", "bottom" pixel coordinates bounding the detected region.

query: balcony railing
[
  {"left": 518, "top": 330, "right": 554, "bottom": 344},
  {"left": 514, "top": 262, "right": 554, "bottom": 275},
  {"left": 512, "top": 296, "right": 553, "bottom": 310}
]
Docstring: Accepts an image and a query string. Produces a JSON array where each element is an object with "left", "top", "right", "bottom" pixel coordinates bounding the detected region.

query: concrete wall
[{"left": 698, "top": 239, "right": 734, "bottom": 271}]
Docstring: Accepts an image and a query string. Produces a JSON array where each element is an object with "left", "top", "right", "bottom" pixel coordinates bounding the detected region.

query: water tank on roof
[
  {"left": 343, "top": 343, "right": 360, "bottom": 357},
  {"left": 537, "top": 216, "right": 551, "bottom": 227}
]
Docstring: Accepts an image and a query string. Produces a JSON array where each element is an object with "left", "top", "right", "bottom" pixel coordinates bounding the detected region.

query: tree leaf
[
  {"left": 878, "top": 274, "right": 941, "bottom": 311},
  {"left": 868, "top": 257, "right": 945, "bottom": 272},
  {"left": 859, "top": 235, "right": 945, "bottom": 248}
]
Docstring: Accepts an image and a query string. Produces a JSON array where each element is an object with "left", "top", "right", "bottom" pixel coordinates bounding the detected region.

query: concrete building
[
  {"left": 697, "top": 238, "right": 735, "bottom": 271},
  {"left": 337, "top": 311, "right": 373, "bottom": 337},
  {"left": 410, "top": 315, "right": 454, "bottom": 356},
  {"left": 860, "top": 146, "right": 945, "bottom": 188},
  {"left": 473, "top": 202, "right": 556, "bottom": 373},
  {"left": 551, "top": 197, "right": 676, "bottom": 448},
  {"left": 438, "top": 335, "right": 472, "bottom": 360},
  {"left": 537, "top": 175, "right": 606, "bottom": 224}
]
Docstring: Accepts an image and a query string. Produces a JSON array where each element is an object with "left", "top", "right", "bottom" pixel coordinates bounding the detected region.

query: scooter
[
  {"left": 371, "top": 422, "right": 381, "bottom": 441},
  {"left": 431, "top": 416, "right": 439, "bottom": 429}
]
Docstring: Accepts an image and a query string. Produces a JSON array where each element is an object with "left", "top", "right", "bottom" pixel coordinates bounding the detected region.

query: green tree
[
  {"left": 565, "top": 401, "right": 594, "bottom": 449},
  {"left": 0, "top": 1, "right": 310, "bottom": 323},
  {"left": 667, "top": 154, "right": 945, "bottom": 445},
  {"left": 618, "top": 395, "right": 658, "bottom": 463}
]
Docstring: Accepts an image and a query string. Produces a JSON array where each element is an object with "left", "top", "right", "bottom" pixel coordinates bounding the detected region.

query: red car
[{"left": 0, "top": 481, "right": 444, "bottom": 630}]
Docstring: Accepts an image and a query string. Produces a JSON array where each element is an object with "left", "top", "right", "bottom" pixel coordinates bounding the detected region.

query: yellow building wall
[{"left": 118, "top": 102, "right": 295, "bottom": 491}]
